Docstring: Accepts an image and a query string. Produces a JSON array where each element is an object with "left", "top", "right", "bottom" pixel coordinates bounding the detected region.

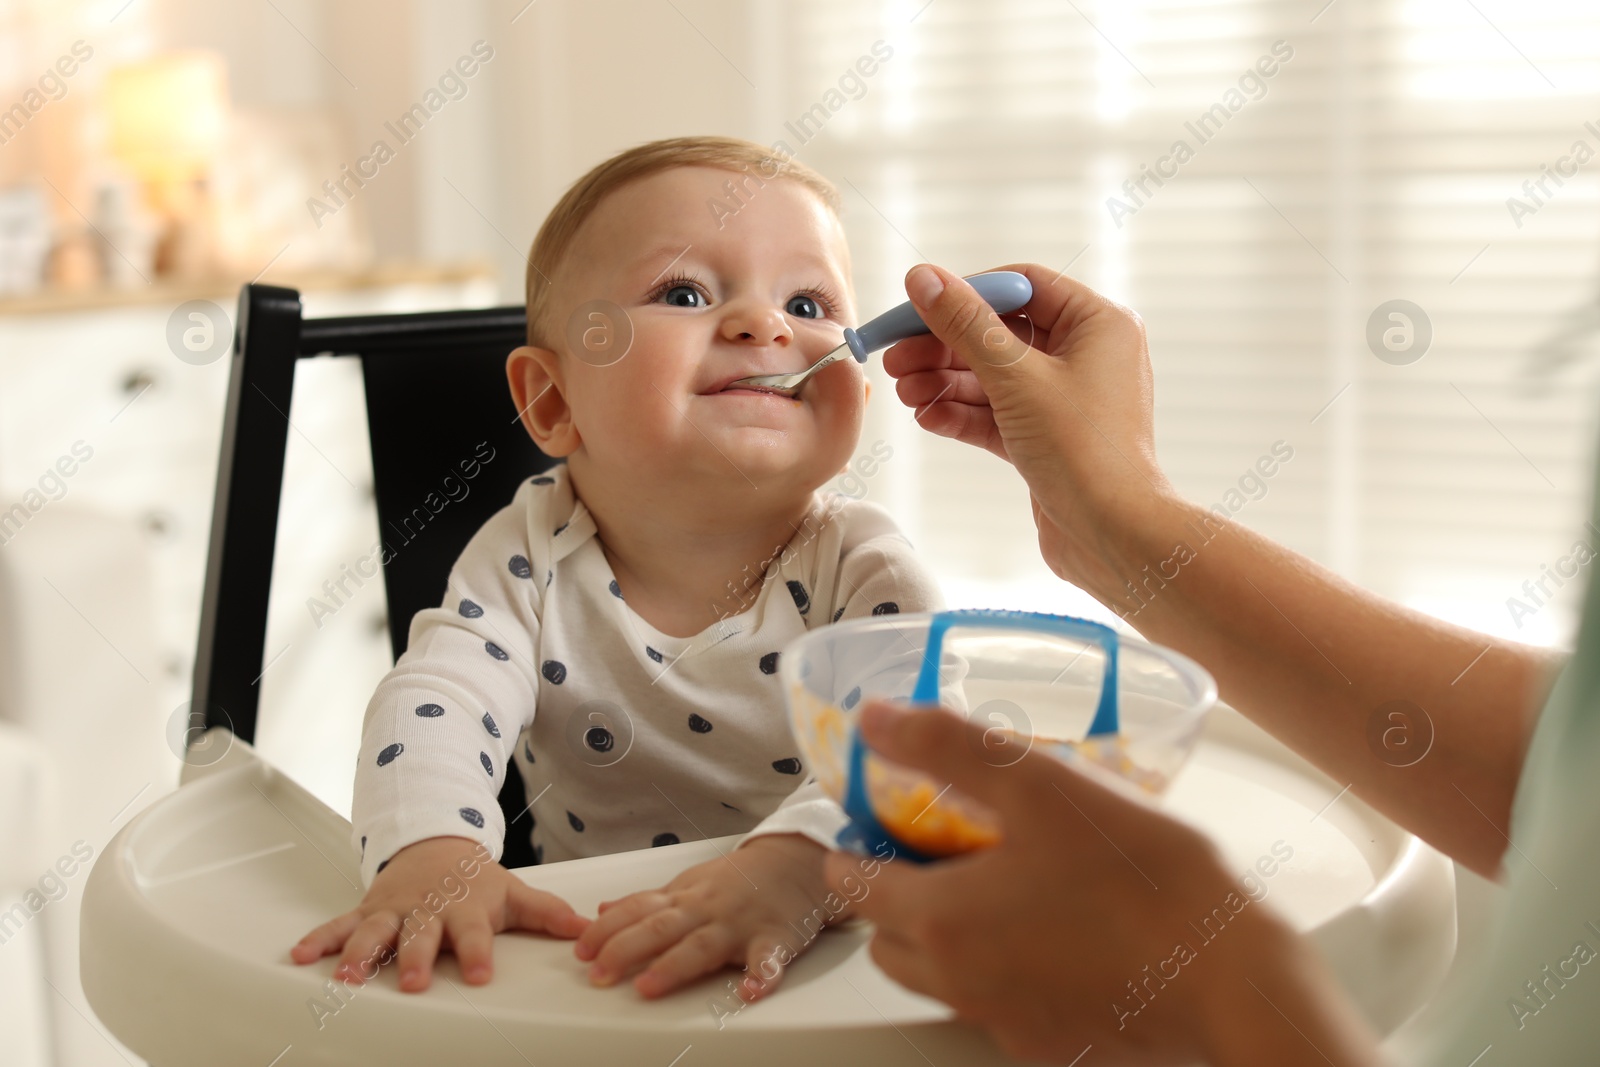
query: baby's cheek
[{"left": 815, "top": 371, "right": 867, "bottom": 441}]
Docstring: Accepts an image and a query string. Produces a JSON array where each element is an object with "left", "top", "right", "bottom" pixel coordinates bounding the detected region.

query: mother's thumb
[{"left": 904, "top": 264, "right": 1032, "bottom": 380}]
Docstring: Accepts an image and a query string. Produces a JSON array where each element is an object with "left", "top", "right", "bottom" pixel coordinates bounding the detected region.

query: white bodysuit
[{"left": 349, "top": 463, "right": 942, "bottom": 886}]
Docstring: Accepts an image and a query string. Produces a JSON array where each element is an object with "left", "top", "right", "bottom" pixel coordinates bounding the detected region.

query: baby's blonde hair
[{"left": 524, "top": 135, "right": 841, "bottom": 348}]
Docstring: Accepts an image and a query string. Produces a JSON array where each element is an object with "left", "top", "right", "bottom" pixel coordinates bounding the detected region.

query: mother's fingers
[
  {"left": 888, "top": 360, "right": 993, "bottom": 410},
  {"left": 903, "top": 266, "right": 1038, "bottom": 380},
  {"left": 821, "top": 849, "right": 920, "bottom": 926},
  {"left": 986, "top": 261, "right": 1139, "bottom": 353},
  {"left": 866, "top": 927, "right": 945, "bottom": 1003},
  {"left": 857, "top": 702, "right": 1040, "bottom": 819},
  {"left": 911, "top": 396, "right": 1010, "bottom": 460},
  {"left": 859, "top": 702, "right": 1173, "bottom": 846}
]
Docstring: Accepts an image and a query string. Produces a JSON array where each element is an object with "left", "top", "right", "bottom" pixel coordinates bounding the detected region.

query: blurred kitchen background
[{"left": 1, "top": 0, "right": 1598, "bottom": 1063}]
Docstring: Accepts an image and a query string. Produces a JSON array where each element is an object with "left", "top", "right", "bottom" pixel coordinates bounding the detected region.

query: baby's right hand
[{"left": 290, "top": 835, "right": 589, "bottom": 992}]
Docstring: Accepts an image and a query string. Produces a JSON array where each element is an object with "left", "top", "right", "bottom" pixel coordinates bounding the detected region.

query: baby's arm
[
  {"left": 292, "top": 481, "right": 584, "bottom": 990},
  {"left": 576, "top": 512, "right": 945, "bottom": 1000}
]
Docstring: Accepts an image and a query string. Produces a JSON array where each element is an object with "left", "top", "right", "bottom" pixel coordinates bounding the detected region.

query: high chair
[{"left": 79, "top": 283, "right": 1461, "bottom": 1066}]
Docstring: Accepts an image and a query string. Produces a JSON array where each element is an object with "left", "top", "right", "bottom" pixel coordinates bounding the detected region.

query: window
[{"left": 786, "top": 0, "right": 1600, "bottom": 647}]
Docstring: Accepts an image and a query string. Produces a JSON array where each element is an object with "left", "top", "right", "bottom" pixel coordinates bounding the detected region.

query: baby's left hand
[{"left": 574, "top": 834, "right": 841, "bottom": 1000}]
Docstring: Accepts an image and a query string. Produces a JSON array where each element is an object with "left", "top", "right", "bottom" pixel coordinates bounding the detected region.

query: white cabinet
[
  {"left": 0, "top": 266, "right": 499, "bottom": 1067},
  {"left": 1, "top": 270, "right": 498, "bottom": 759}
]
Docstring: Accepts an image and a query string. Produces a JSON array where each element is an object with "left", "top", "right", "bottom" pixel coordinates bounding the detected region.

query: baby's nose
[{"left": 721, "top": 305, "right": 794, "bottom": 346}]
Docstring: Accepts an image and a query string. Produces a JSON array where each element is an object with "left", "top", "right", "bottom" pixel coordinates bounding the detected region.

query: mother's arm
[
  {"left": 1098, "top": 491, "right": 1559, "bottom": 878},
  {"left": 887, "top": 262, "right": 1563, "bottom": 878}
]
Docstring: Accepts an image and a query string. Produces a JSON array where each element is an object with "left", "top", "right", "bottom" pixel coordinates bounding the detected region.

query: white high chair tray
[{"left": 81, "top": 707, "right": 1455, "bottom": 1066}]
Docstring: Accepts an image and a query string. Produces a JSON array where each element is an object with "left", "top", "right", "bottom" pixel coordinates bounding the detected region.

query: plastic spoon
[{"left": 728, "top": 270, "right": 1033, "bottom": 397}]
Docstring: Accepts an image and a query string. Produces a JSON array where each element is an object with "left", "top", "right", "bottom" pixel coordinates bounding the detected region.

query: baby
[{"left": 291, "top": 136, "right": 941, "bottom": 1002}]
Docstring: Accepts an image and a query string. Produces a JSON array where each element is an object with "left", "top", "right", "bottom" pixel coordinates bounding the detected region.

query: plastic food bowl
[{"left": 781, "top": 609, "right": 1217, "bottom": 861}]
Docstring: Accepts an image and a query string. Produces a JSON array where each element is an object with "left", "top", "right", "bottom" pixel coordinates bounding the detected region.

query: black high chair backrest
[{"left": 192, "top": 283, "right": 555, "bottom": 868}]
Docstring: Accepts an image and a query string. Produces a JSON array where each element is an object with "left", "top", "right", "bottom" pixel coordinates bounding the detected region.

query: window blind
[{"left": 785, "top": 0, "right": 1600, "bottom": 647}]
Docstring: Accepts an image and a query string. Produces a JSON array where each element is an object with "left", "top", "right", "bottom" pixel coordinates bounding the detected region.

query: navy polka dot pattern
[
  {"left": 349, "top": 468, "right": 943, "bottom": 881},
  {"left": 376, "top": 858, "right": 390, "bottom": 875}
]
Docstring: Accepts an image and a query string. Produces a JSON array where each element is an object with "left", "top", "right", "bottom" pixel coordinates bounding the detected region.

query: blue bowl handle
[
  {"left": 838, "top": 609, "right": 1121, "bottom": 861},
  {"left": 912, "top": 609, "right": 1119, "bottom": 735}
]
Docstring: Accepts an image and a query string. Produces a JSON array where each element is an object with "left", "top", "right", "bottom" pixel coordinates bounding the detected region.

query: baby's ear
[{"left": 506, "top": 346, "right": 581, "bottom": 457}]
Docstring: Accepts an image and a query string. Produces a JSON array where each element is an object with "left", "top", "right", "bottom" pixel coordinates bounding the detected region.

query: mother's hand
[
  {"left": 886, "top": 264, "right": 1170, "bottom": 600},
  {"left": 823, "top": 702, "right": 1379, "bottom": 1066}
]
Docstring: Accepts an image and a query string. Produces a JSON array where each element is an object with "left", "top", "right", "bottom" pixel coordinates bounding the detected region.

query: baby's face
[{"left": 529, "top": 166, "right": 865, "bottom": 501}]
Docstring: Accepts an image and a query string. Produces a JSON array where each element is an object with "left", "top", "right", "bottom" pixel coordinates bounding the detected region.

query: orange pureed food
[
  {"left": 792, "top": 682, "right": 1172, "bottom": 858},
  {"left": 869, "top": 772, "right": 1002, "bottom": 857}
]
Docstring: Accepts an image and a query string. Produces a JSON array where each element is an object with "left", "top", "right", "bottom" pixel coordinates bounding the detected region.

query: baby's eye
[
  {"left": 786, "top": 294, "right": 824, "bottom": 319},
  {"left": 660, "top": 284, "right": 706, "bottom": 308}
]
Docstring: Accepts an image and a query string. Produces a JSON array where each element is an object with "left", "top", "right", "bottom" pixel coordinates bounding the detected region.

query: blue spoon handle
[{"left": 841, "top": 270, "right": 1033, "bottom": 363}]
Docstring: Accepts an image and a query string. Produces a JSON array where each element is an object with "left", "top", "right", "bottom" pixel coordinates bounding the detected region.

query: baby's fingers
[
  {"left": 505, "top": 881, "right": 590, "bottom": 940},
  {"left": 290, "top": 910, "right": 363, "bottom": 964},
  {"left": 444, "top": 908, "right": 496, "bottom": 984},
  {"left": 587, "top": 908, "right": 700, "bottom": 987},
  {"left": 574, "top": 891, "right": 667, "bottom": 962},
  {"left": 736, "top": 932, "right": 796, "bottom": 1003},
  {"left": 335, "top": 913, "right": 406, "bottom": 987},
  {"left": 633, "top": 923, "right": 741, "bottom": 999},
  {"left": 392, "top": 906, "right": 450, "bottom": 992}
]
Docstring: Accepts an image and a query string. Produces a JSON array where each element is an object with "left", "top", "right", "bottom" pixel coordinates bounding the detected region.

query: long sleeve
[
  {"left": 349, "top": 477, "right": 551, "bottom": 887},
  {"left": 739, "top": 498, "right": 946, "bottom": 852}
]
